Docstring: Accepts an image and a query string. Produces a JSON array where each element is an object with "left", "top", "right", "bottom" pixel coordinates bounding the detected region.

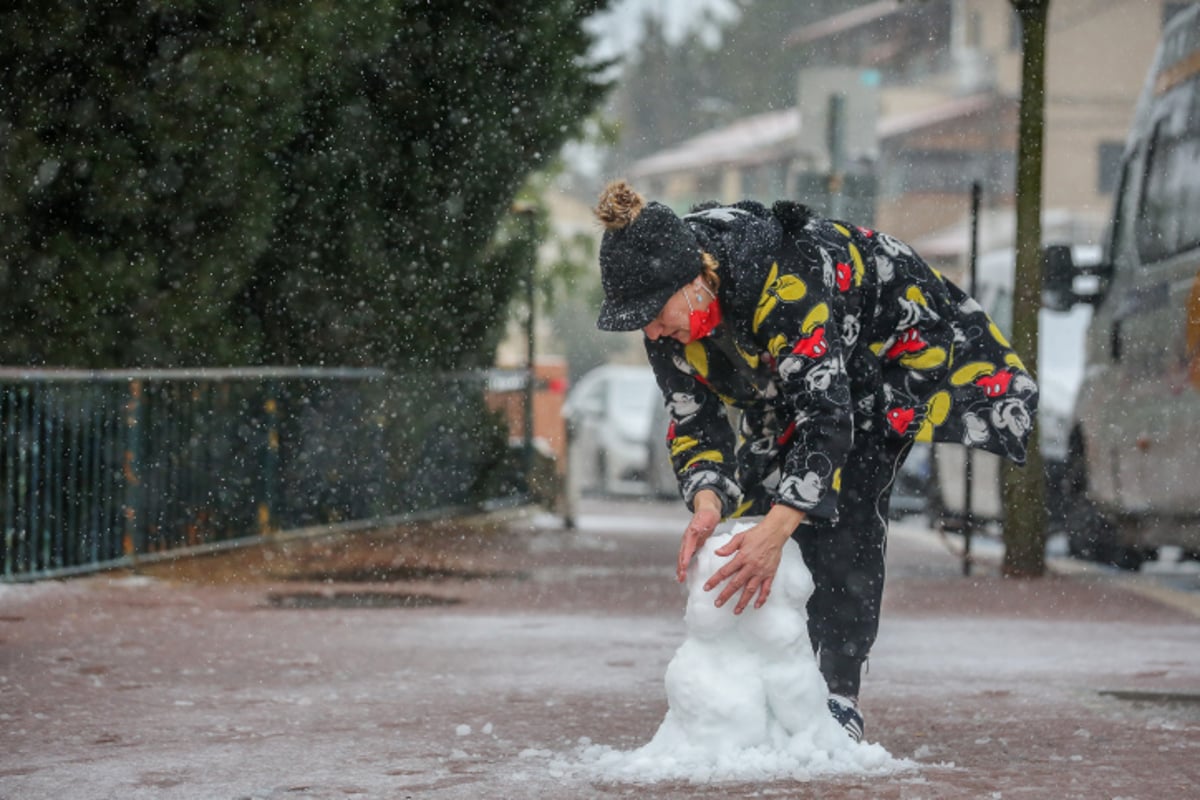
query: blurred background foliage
[
  {"left": 610, "top": 0, "right": 872, "bottom": 164},
  {"left": 0, "top": 0, "right": 613, "bottom": 370}
]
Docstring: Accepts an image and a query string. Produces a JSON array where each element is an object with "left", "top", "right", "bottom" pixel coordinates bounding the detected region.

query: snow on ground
[{"left": 3, "top": 501, "right": 1198, "bottom": 799}]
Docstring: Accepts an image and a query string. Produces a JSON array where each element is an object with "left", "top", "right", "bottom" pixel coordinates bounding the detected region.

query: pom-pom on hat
[{"left": 594, "top": 180, "right": 704, "bottom": 332}]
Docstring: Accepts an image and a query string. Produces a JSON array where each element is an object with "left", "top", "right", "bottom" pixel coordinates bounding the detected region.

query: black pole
[
  {"left": 963, "top": 181, "right": 982, "bottom": 576},
  {"left": 512, "top": 203, "right": 537, "bottom": 494},
  {"left": 523, "top": 216, "right": 536, "bottom": 485},
  {"left": 826, "top": 93, "right": 847, "bottom": 219}
]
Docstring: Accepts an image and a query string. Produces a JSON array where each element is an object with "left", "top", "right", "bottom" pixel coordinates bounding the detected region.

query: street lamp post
[{"left": 512, "top": 203, "right": 538, "bottom": 492}]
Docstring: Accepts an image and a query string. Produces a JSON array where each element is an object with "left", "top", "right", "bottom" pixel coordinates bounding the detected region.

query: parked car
[
  {"left": 562, "top": 364, "right": 673, "bottom": 497},
  {"left": 1043, "top": 5, "right": 1200, "bottom": 570}
]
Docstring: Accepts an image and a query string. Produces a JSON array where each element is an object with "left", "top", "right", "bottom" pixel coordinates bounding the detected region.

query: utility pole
[{"left": 1003, "top": 0, "right": 1050, "bottom": 577}]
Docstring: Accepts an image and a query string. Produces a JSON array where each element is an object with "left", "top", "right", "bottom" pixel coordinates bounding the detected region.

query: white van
[
  {"left": 562, "top": 364, "right": 675, "bottom": 497},
  {"left": 1043, "top": 5, "right": 1200, "bottom": 569}
]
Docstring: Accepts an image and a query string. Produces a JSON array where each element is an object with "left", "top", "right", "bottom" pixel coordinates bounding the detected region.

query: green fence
[{"left": 0, "top": 367, "right": 534, "bottom": 581}]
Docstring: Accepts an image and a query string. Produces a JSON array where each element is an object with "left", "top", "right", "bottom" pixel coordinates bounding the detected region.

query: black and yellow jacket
[{"left": 646, "top": 200, "right": 1038, "bottom": 521}]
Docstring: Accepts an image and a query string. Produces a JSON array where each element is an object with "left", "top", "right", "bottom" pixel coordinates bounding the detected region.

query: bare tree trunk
[{"left": 1003, "top": 0, "right": 1050, "bottom": 578}]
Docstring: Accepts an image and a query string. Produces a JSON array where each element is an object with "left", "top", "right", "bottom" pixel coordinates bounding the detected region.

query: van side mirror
[
  {"left": 1042, "top": 244, "right": 1076, "bottom": 311},
  {"left": 1042, "top": 244, "right": 1114, "bottom": 310}
]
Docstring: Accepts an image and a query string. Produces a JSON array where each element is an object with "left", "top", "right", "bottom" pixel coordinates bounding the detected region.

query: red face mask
[{"left": 687, "top": 286, "right": 722, "bottom": 341}]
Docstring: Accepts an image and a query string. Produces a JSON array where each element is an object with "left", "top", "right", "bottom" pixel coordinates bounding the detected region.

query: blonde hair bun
[{"left": 594, "top": 180, "right": 645, "bottom": 231}]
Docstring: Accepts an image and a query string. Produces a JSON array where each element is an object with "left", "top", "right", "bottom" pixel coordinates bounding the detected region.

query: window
[
  {"left": 1008, "top": 9, "right": 1022, "bottom": 50},
  {"left": 1097, "top": 140, "right": 1124, "bottom": 194},
  {"left": 1136, "top": 96, "right": 1200, "bottom": 263},
  {"left": 1109, "top": 154, "right": 1138, "bottom": 260}
]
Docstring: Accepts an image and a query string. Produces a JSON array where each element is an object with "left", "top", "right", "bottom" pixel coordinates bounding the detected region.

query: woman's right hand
[{"left": 676, "top": 489, "right": 723, "bottom": 583}]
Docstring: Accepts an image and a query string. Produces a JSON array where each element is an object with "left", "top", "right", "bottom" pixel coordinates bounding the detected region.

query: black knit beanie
[{"left": 594, "top": 185, "right": 703, "bottom": 332}]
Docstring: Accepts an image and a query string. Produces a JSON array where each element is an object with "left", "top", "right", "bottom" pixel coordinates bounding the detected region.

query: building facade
[{"left": 628, "top": 0, "right": 1185, "bottom": 276}]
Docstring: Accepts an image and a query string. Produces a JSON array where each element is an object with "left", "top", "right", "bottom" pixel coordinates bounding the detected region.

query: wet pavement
[{"left": 1, "top": 498, "right": 1198, "bottom": 799}]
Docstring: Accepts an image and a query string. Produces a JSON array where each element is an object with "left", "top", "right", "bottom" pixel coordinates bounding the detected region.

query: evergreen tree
[
  {"left": 0, "top": 1, "right": 612, "bottom": 370},
  {"left": 242, "top": 2, "right": 613, "bottom": 370},
  {"left": 0, "top": 2, "right": 298, "bottom": 366},
  {"left": 611, "top": 0, "right": 873, "bottom": 161},
  {"left": 615, "top": 15, "right": 719, "bottom": 162}
]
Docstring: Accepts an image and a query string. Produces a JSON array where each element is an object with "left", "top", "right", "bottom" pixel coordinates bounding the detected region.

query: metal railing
[{"left": 1, "top": 367, "right": 536, "bottom": 581}]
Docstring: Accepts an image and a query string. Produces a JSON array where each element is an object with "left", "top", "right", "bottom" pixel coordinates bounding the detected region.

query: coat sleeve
[
  {"left": 862, "top": 228, "right": 1039, "bottom": 465},
  {"left": 752, "top": 257, "right": 854, "bottom": 520},
  {"left": 645, "top": 336, "right": 742, "bottom": 517}
]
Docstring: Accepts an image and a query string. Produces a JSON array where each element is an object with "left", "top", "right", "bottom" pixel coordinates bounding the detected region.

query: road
[{"left": 1, "top": 497, "right": 1197, "bottom": 799}]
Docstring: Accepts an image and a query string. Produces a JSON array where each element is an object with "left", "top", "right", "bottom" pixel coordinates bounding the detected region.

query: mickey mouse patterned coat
[{"left": 646, "top": 200, "right": 1038, "bottom": 521}]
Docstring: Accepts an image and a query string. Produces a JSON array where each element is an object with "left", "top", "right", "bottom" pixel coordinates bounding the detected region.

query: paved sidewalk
[{"left": 1, "top": 499, "right": 1198, "bottom": 799}]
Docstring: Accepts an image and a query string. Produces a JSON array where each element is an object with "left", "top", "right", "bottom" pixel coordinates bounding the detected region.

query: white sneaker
[{"left": 827, "top": 694, "right": 864, "bottom": 742}]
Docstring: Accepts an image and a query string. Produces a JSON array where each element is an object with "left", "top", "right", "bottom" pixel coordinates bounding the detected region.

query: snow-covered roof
[
  {"left": 877, "top": 93, "right": 1001, "bottom": 140},
  {"left": 783, "top": 0, "right": 904, "bottom": 48},
  {"left": 629, "top": 108, "right": 801, "bottom": 179},
  {"left": 629, "top": 92, "right": 1005, "bottom": 179}
]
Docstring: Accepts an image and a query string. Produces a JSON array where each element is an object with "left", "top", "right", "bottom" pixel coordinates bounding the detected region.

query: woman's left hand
[{"left": 703, "top": 505, "right": 805, "bottom": 614}]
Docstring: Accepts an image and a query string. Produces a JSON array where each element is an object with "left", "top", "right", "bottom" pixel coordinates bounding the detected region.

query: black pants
[{"left": 792, "top": 435, "right": 911, "bottom": 699}]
